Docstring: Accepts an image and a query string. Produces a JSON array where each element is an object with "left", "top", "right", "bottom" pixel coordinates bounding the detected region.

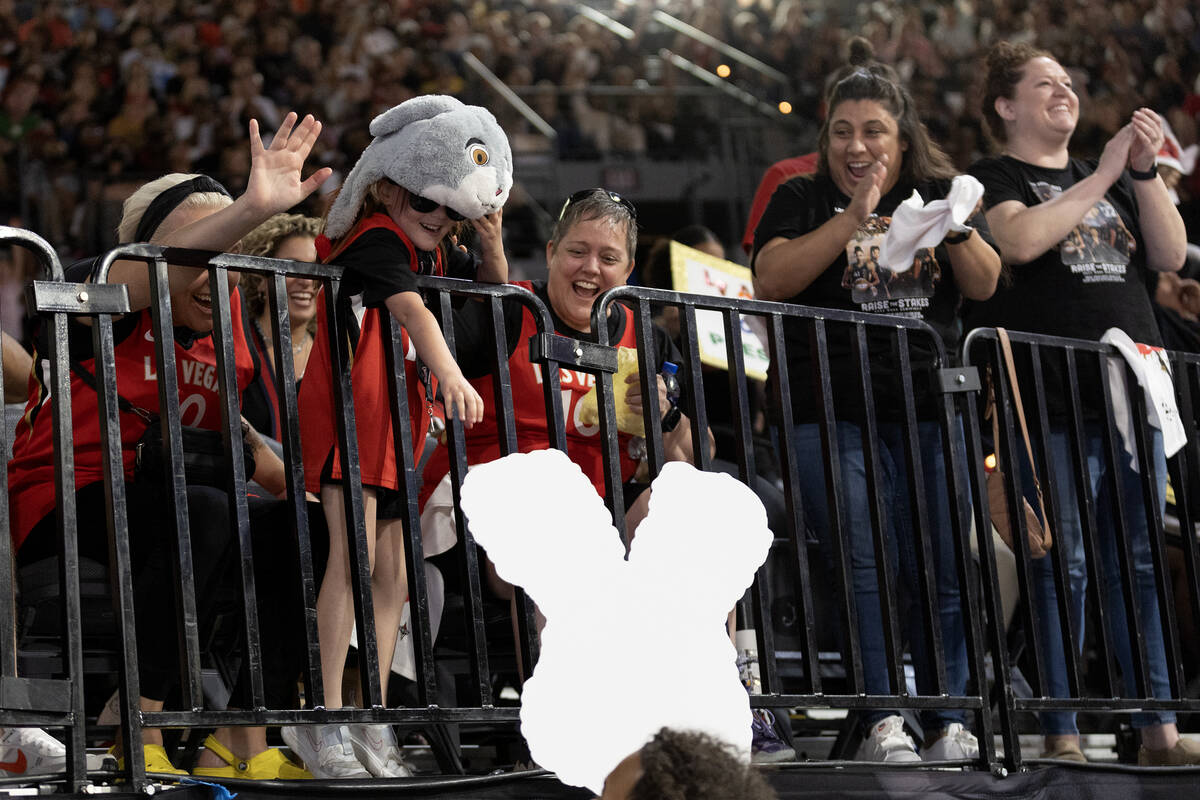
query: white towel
[
  {"left": 1100, "top": 328, "right": 1187, "bottom": 471},
  {"left": 882, "top": 174, "right": 984, "bottom": 273}
]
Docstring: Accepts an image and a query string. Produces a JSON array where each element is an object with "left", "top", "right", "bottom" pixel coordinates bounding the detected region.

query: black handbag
[{"left": 71, "top": 360, "right": 256, "bottom": 488}]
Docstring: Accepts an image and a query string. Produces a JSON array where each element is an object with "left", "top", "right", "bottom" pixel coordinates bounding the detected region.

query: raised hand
[
  {"left": 1096, "top": 124, "right": 1134, "bottom": 185},
  {"left": 243, "top": 111, "right": 333, "bottom": 217},
  {"left": 847, "top": 153, "right": 889, "bottom": 223},
  {"left": 1128, "top": 107, "right": 1165, "bottom": 173}
]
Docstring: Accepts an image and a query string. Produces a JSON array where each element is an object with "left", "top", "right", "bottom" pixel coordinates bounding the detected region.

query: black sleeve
[
  {"left": 335, "top": 228, "right": 420, "bottom": 308},
  {"left": 444, "top": 244, "right": 481, "bottom": 280},
  {"left": 751, "top": 176, "right": 818, "bottom": 272},
  {"left": 649, "top": 322, "right": 689, "bottom": 402},
  {"left": 968, "top": 156, "right": 1027, "bottom": 211},
  {"left": 446, "top": 294, "right": 526, "bottom": 379}
]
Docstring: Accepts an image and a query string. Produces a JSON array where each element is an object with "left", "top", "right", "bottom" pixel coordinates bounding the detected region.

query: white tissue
[{"left": 882, "top": 174, "right": 984, "bottom": 273}]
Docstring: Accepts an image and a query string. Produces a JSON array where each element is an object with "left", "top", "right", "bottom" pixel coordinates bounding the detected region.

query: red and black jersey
[
  {"left": 299, "top": 213, "right": 443, "bottom": 494},
  {"left": 419, "top": 280, "right": 649, "bottom": 508},
  {"left": 8, "top": 289, "right": 256, "bottom": 550}
]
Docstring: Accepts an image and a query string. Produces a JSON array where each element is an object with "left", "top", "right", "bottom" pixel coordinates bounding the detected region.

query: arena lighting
[
  {"left": 985, "top": 453, "right": 997, "bottom": 471},
  {"left": 778, "top": 100, "right": 793, "bottom": 114},
  {"left": 716, "top": 63, "right": 731, "bottom": 78}
]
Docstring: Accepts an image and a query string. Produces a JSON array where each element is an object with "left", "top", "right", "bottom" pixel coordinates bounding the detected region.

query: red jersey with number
[
  {"left": 8, "top": 297, "right": 256, "bottom": 550},
  {"left": 419, "top": 281, "right": 640, "bottom": 508},
  {"left": 299, "top": 214, "right": 441, "bottom": 494}
]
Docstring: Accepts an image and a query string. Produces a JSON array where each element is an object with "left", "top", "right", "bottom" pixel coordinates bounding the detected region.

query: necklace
[{"left": 292, "top": 331, "right": 311, "bottom": 355}]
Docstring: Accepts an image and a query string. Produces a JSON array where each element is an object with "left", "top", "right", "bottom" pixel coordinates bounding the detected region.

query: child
[{"left": 289, "top": 96, "right": 512, "bottom": 779}]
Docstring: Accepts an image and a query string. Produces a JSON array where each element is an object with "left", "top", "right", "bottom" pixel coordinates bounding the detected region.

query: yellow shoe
[
  {"left": 191, "top": 736, "right": 312, "bottom": 780},
  {"left": 109, "top": 744, "right": 188, "bottom": 776}
]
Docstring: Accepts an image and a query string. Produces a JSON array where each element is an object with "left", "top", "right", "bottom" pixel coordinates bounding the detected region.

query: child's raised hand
[
  {"left": 244, "top": 111, "right": 333, "bottom": 217},
  {"left": 440, "top": 371, "right": 485, "bottom": 427}
]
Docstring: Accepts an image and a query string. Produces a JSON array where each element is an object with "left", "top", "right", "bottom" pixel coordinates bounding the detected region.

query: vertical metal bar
[
  {"left": 895, "top": 328, "right": 945, "bottom": 695},
  {"left": 432, "top": 292, "right": 491, "bottom": 706},
  {"left": 724, "top": 308, "right": 778, "bottom": 696},
  {"left": 635, "top": 298, "right": 666, "bottom": 478},
  {"left": 322, "top": 277, "right": 381, "bottom": 709},
  {"left": 144, "top": 257, "right": 204, "bottom": 711},
  {"left": 1029, "top": 343, "right": 1082, "bottom": 697},
  {"left": 851, "top": 323, "right": 903, "bottom": 694},
  {"left": 1126, "top": 363, "right": 1182, "bottom": 698},
  {"left": 486, "top": 294, "right": 539, "bottom": 673},
  {"left": 766, "top": 313, "right": 820, "bottom": 694},
  {"left": 266, "top": 271, "right": 323, "bottom": 708},
  {"left": 1097, "top": 351, "right": 1150, "bottom": 697},
  {"left": 1168, "top": 357, "right": 1200, "bottom": 693},
  {"left": 91, "top": 312, "right": 146, "bottom": 790},
  {"left": 678, "top": 305, "right": 712, "bottom": 472},
  {"left": 43, "top": 276, "right": 87, "bottom": 790},
  {"left": 1063, "top": 348, "right": 1116, "bottom": 697},
  {"left": 210, "top": 264, "right": 264, "bottom": 709},
  {"left": 991, "top": 337, "right": 1047, "bottom": 696},
  {"left": 0, "top": 318, "right": 13, "bottom": 678},
  {"left": 811, "top": 318, "right": 863, "bottom": 693},
  {"left": 593, "top": 296, "right": 628, "bottom": 546}
]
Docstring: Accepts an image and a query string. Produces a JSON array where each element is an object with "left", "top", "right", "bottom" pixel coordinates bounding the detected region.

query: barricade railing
[
  {"left": 9, "top": 223, "right": 1200, "bottom": 787},
  {"left": 964, "top": 328, "right": 1200, "bottom": 769},
  {"left": 590, "top": 286, "right": 1007, "bottom": 772}
]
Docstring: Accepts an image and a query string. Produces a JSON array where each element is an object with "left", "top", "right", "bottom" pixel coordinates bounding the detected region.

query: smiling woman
[{"left": 6, "top": 111, "right": 332, "bottom": 778}]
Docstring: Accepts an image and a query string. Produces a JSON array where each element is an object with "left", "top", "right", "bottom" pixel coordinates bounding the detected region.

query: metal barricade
[{"left": 964, "top": 327, "right": 1200, "bottom": 770}]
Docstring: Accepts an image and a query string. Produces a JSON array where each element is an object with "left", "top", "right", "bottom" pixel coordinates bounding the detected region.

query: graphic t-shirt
[
  {"left": 965, "top": 156, "right": 1161, "bottom": 417},
  {"left": 751, "top": 173, "right": 970, "bottom": 423}
]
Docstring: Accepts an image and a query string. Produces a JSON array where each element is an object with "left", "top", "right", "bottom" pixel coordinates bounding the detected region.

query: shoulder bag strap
[{"left": 996, "top": 327, "right": 1052, "bottom": 540}]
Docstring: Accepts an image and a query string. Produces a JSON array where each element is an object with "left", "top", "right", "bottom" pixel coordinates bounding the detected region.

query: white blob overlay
[{"left": 459, "top": 450, "right": 773, "bottom": 793}]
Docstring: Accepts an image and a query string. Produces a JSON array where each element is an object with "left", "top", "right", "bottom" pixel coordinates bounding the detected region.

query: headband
[{"left": 133, "top": 175, "right": 232, "bottom": 243}]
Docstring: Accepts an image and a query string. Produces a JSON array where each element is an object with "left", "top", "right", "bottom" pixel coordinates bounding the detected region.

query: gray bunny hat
[{"left": 324, "top": 95, "right": 513, "bottom": 240}]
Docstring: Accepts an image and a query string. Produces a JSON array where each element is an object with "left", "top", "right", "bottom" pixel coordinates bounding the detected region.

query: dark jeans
[{"left": 21, "top": 481, "right": 309, "bottom": 708}]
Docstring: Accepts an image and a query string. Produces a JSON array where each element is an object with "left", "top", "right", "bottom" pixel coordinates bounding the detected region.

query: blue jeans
[
  {"left": 1029, "top": 426, "right": 1173, "bottom": 734},
  {"left": 793, "top": 420, "right": 969, "bottom": 733}
]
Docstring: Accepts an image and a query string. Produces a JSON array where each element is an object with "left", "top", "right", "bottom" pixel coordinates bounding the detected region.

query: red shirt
[{"left": 741, "top": 153, "right": 819, "bottom": 255}]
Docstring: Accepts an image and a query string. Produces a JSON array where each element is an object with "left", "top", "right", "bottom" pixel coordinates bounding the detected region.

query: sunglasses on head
[
  {"left": 558, "top": 188, "right": 638, "bottom": 221},
  {"left": 408, "top": 192, "right": 466, "bottom": 222}
]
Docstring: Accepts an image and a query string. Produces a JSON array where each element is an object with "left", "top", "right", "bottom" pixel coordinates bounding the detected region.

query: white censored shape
[{"left": 459, "top": 449, "right": 773, "bottom": 793}]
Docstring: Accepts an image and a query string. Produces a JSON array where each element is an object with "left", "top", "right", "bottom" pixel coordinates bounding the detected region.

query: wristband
[
  {"left": 661, "top": 405, "right": 682, "bottom": 433},
  {"left": 1129, "top": 164, "right": 1157, "bottom": 181},
  {"left": 944, "top": 228, "right": 972, "bottom": 245}
]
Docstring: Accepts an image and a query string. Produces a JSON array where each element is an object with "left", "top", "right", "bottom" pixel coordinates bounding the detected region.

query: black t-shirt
[
  {"left": 964, "top": 155, "right": 1160, "bottom": 346},
  {"left": 751, "top": 173, "right": 970, "bottom": 423},
  {"left": 965, "top": 156, "right": 1161, "bottom": 418}
]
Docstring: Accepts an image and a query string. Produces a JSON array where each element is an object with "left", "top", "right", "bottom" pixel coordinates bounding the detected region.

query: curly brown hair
[
  {"left": 238, "top": 213, "right": 322, "bottom": 319},
  {"left": 629, "top": 729, "right": 777, "bottom": 800},
  {"left": 980, "top": 40, "right": 1055, "bottom": 149}
]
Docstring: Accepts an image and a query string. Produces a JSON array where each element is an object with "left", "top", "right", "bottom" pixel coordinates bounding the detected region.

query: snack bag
[{"left": 578, "top": 347, "right": 645, "bottom": 436}]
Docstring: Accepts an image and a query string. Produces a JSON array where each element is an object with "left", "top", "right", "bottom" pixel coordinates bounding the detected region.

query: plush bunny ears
[{"left": 324, "top": 94, "right": 513, "bottom": 240}]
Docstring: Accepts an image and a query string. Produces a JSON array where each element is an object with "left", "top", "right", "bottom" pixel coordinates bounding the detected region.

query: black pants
[{"left": 20, "top": 481, "right": 311, "bottom": 708}]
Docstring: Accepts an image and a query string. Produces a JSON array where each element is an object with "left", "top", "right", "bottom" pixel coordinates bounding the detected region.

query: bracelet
[
  {"left": 944, "top": 228, "right": 972, "bottom": 245},
  {"left": 1129, "top": 164, "right": 1158, "bottom": 181}
]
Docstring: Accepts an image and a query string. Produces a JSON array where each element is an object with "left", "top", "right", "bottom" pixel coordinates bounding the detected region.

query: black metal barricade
[
  {"left": 590, "top": 286, "right": 1007, "bottom": 772},
  {"left": 1, "top": 226, "right": 110, "bottom": 792},
  {"left": 14, "top": 224, "right": 1200, "bottom": 788},
  {"left": 964, "top": 327, "right": 1200, "bottom": 770}
]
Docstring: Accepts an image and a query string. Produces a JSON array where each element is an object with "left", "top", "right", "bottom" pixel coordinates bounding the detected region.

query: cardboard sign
[{"left": 668, "top": 241, "right": 769, "bottom": 381}]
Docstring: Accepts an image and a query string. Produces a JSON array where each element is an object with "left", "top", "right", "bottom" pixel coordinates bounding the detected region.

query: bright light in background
[
  {"left": 985, "top": 453, "right": 997, "bottom": 471},
  {"left": 778, "top": 100, "right": 793, "bottom": 114},
  {"left": 716, "top": 63, "right": 731, "bottom": 78}
]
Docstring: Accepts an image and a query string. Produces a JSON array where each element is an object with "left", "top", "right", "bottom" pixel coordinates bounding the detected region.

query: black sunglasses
[
  {"left": 558, "top": 188, "right": 638, "bottom": 221},
  {"left": 409, "top": 193, "right": 466, "bottom": 222}
]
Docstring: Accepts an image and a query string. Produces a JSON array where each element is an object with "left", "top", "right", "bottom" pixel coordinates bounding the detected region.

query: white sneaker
[
  {"left": 922, "top": 722, "right": 979, "bottom": 762},
  {"left": 346, "top": 724, "right": 412, "bottom": 778},
  {"left": 0, "top": 727, "right": 65, "bottom": 777},
  {"left": 280, "top": 724, "right": 371, "bottom": 779},
  {"left": 857, "top": 716, "right": 921, "bottom": 763}
]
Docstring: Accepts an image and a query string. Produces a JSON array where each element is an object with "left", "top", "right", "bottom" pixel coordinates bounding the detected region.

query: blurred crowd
[{"left": 0, "top": 0, "right": 1198, "bottom": 317}]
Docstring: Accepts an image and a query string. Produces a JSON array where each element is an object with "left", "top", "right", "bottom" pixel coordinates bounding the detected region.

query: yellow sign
[{"left": 668, "top": 242, "right": 769, "bottom": 381}]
